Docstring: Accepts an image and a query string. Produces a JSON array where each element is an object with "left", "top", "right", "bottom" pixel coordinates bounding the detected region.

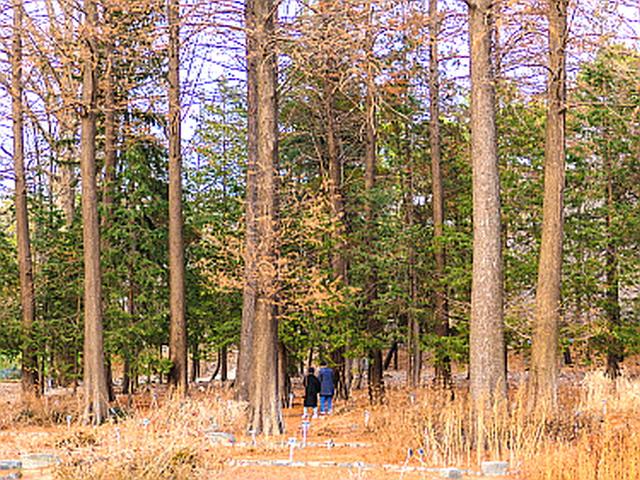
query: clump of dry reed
[
  {"left": 366, "top": 371, "right": 640, "bottom": 479},
  {"left": 7, "top": 391, "right": 80, "bottom": 428},
  {"left": 54, "top": 391, "right": 245, "bottom": 479},
  {"left": 522, "top": 371, "right": 640, "bottom": 480}
]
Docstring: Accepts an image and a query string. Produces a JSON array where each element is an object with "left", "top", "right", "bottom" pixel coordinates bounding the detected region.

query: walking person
[
  {"left": 318, "top": 361, "right": 335, "bottom": 415},
  {"left": 303, "top": 367, "right": 321, "bottom": 418}
]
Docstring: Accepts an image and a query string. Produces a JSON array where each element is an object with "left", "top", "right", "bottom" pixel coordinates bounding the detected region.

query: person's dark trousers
[{"left": 320, "top": 394, "right": 333, "bottom": 414}]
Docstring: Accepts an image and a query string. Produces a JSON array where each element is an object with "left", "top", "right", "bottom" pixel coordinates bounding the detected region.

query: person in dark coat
[
  {"left": 318, "top": 362, "right": 335, "bottom": 414},
  {"left": 303, "top": 367, "right": 321, "bottom": 418}
]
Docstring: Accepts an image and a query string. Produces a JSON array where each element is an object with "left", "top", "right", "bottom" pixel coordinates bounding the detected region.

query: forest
[{"left": 0, "top": 0, "right": 638, "bottom": 478}]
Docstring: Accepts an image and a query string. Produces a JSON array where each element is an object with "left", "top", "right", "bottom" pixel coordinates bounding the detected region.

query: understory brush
[
  {"left": 522, "top": 372, "right": 640, "bottom": 480},
  {"left": 54, "top": 390, "right": 242, "bottom": 479},
  {"left": 2, "top": 391, "right": 80, "bottom": 428}
]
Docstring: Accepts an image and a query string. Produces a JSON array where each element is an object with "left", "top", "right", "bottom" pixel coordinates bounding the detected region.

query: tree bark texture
[
  {"left": 429, "top": 0, "right": 451, "bottom": 386},
  {"left": 605, "top": 144, "right": 622, "bottom": 378},
  {"left": 246, "top": 0, "right": 283, "bottom": 435},
  {"left": 12, "top": 0, "right": 39, "bottom": 396},
  {"left": 191, "top": 344, "right": 199, "bottom": 382},
  {"left": 80, "top": 0, "right": 108, "bottom": 424},
  {"left": 102, "top": 37, "right": 117, "bottom": 221},
  {"left": 383, "top": 342, "right": 399, "bottom": 370},
  {"left": 237, "top": 0, "right": 259, "bottom": 402},
  {"left": 365, "top": 85, "right": 384, "bottom": 404},
  {"left": 363, "top": 2, "right": 384, "bottom": 406},
  {"left": 405, "top": 156, "right": 420, "bottom": 388},
  {"left": 324, "top": 78, "right": 350, "bottom": 399},
  {"left": 221, "top": 345, "right": 228, "bottom": 382},
  {"left": 468, "top": 0, "right": 507, "bottom": 412},
  {"left": 167, "top": 0, "right": 188, "bottom": 393},
  {"left": 122, "top": 226, "right": 137, "bottom": 395},
  {"left": 324, "top": 79, "right": 347, "bottom": 282},
  {"left": 122, "top": 355, "right": 132, "bottom": 395},
  {"left": 531, "top": 0, "right": 567, "bottom": 412},
  {"left": 101, "top": 30, "right": 117, "bottom": 401},
  {"left": 278, "top": 341, "right": 291, "bottom": 407}
]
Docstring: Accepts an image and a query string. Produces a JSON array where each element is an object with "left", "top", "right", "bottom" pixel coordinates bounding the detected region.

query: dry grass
[
  {"left": 50, "top": 389, "right": 243, "bottom": 479},
  {"left": 1, "top": 371, "right": 639, "bottom": 479},
  {"left": 7, "top": 394, "right": 244, "bottom": 480},
  {"left": 0, "top": 390, "right": 80, "bottom": 429},
  {"left": 363, "top": 371, "right": 640, "bottom": 479},
  {"left": 521, "top": 372, "right": 640, "bottom": 480}
]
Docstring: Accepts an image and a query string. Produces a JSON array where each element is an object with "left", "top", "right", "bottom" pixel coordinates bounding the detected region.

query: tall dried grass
[
  {"left": 3, "top": 391, "right": 81, "bottom": 428},
  {"left": 53, "top": 390, "right": 245, "bottom": 479},
  {"left": 6, "top": 371, "right": 639, "bottom": 479},
  {"left": 522, "top": 372, "right": 640, "bottom": 480},
  {"left": 364, "top": 371, "right": 640, "bottom": 479}
]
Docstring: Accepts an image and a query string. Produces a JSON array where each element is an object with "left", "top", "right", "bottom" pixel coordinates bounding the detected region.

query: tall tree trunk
[
  {"left": 605, "top": 145, "right": 622, "bottom": 378},
  {"left": 468, "top": 0, "right": 506, "bottom": 412},
  {"left": 324, "top": 77, "right": 349, "bottom": 400},
  {"left": 122, "top": 355, "right": 131, "bottom": 395},
  {"left": 122, "top": 226, "right": 137, "bottom": 395},
  {"left": 363, "top": 2, "right": 384, "bottom": 406},
  {"left": 167, "top": 0, "right": 187, "bottom": 393},
  {"left": 331, "top": 348, "right": 349, "bottom": 399},
  {"left": 236, "top": 0, "right": 259, "bottom": 402},
  {"left": 191, "top": 343, "right": 199, "bottom": 382},
  {"left": 406, "top": 169, "right": 421, "bottom": 388},
  {"left": 80, "top": 0, "right": 108, "bottom": 424},
  {"left": 278, "top": 341, "right": 290, "bottom": 407},
  {"left": 12, "top": 0, "right": 39, "bottom": 397},
  {"left": 397, "top": 2, "right": 420, "bottom": 388},
  {"left": 383, "top": 342, "right": 399, "bottom": 370},
  {"left": 530, "top": 0, "right": 567, "bottom": 412},
  {"left": 246, "top": 0, "right": 283, "bottom": 435},
  {"left": 102, "top": 40, "right": 117, "bottom": 221},
  {"left": 324, "top": 79, "right": 347, "bottom": 282},
  {"left": 209, "top": 350, "right": 222, "bottom": 382},
  {"left": 365, "top": 90, "right": 384, "bottom": 404},
  {"left": 221, "top": 345, "right": 228, "bottom": 382},
  {"left": 429, "top": 0, "right": 450, "bottom": 387},
  {"left": 101, "top": 31, "right": 117, "bottom": 404},
  {"left": 105, "top": 356, "right": 115, "bottom": 401}
]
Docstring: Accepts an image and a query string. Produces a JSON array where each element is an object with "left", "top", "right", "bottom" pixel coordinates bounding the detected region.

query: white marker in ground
[
  {"left": 301, "top": 421, "right": 310, "bottom": 447},
  {"left": 288, "top": 437, "right": 297, "bottom": 463}
]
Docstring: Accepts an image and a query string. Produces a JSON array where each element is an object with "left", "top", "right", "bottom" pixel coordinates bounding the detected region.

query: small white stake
[
  {"left": 288, "top": 437, "right": 297, "bottom": 462},
  {"left": 301, "top": 420, "right": 310, "bottom": 447}
]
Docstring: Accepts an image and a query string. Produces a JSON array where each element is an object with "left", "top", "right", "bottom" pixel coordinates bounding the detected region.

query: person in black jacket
[{"left": 303, "top": 367, "right": 321, "bottom": 418}]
